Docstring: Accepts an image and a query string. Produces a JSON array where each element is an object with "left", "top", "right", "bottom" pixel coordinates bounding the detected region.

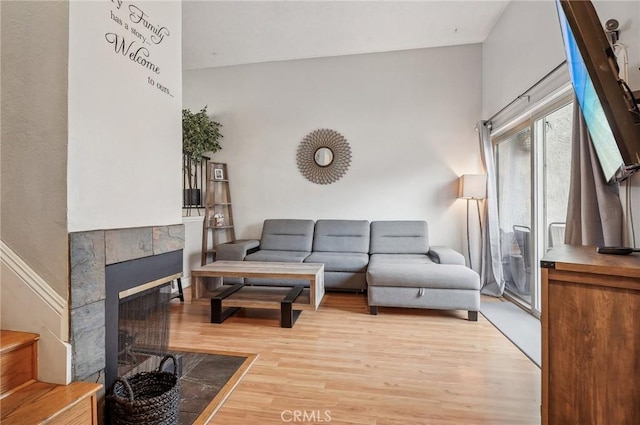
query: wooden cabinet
[
  {"left": 201, "top": 162, "right": 236, "bottom": 265},
  {"left": 541, "top": 245, "right": 640, "bottom": 425}
]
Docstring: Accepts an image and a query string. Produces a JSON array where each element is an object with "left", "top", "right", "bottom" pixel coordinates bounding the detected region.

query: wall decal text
[{"left": 105, "top": 0, "right": 174, "bottom": 97}]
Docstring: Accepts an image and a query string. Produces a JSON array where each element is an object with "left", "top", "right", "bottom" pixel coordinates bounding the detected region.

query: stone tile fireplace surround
[{"left": 69, "top": 224, "right": 184, "bottom": 390}]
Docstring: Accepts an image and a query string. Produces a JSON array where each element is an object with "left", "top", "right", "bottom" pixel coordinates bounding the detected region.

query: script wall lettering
[{"left": 105, "top": 0, "right": 174, "bottom": 97}]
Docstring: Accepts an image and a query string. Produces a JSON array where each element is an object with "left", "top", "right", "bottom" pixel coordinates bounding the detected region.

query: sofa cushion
[
  {"left": 305, "top": 252, "right": 369, "bottom": 273},
  {"left": 312, "top": 220, "right": 370, "bottom": 253},
  {"left": 245, "top": 250, "right": 310, "bottom": 263},
  {"left": 368, "top": 253, "right": 435, "bottom": 265},
  {"left": 366, "top": 263, "right": 480, "bottom": 290},
  {"left": 259, "top": 219, "right": 315, "bottom": 252},
  {"left": 369, "top": 221, "right": 429, "bottom": 254}
]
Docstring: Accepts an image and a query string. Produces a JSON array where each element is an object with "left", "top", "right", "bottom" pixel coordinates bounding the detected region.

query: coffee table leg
[
  {"left": 211, "top": 300, "right": 241, "bottom": 324},
  {"left": 210, "top": 284, "right": 244, "bottom": 324},
  {"left": 281, "top": 286, "right": 304, "bottom": 328}
]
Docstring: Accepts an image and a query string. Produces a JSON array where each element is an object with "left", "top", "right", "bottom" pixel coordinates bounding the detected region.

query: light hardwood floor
[{"left": 170, "top": 289, "right": 540, "bottom": 425}]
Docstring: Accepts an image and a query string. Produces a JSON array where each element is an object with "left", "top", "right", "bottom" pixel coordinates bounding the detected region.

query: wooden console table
[
  {"left": 540, "top": 245, "right": 640, "bottom": 425},
  {"left": 191, "top": 261, "right": 325, "bottom": 328}
]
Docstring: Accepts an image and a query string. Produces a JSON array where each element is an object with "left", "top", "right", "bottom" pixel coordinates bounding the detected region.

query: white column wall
[{"left": 68, "top": 0, "right": 183, "bottom": 232}]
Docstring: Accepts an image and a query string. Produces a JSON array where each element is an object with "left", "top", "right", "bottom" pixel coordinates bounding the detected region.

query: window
[{"left": 494, "top": 97, "right": 573, "bottom": 314}]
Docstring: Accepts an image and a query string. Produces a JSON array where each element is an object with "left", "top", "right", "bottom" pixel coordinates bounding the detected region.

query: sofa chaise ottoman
[{"left": 366, "top": 221, "right": 480, "bottom": 321}]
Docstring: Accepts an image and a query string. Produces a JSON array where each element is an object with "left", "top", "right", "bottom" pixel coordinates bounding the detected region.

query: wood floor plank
[{"left": 170, "top": 290, "right": 540, "bottom": 424}]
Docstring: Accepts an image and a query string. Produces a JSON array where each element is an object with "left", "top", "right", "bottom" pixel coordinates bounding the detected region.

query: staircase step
[
  {"left": 1, "top": 330, "right": 39, "bottom": 397},
  {"left": 0, "top": 330, "right": 40, "bottom": 354},
  {"left": 1, "top": 381, "right": 102, "bottom": 425},
  {"left": 1, "top": 330, "right": 102, "bottom": 424}
]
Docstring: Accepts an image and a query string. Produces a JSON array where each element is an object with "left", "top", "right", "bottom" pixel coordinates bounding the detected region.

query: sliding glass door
[
  {"left": 496, "top": 126, "right": 533, "bottom": 305},
  {"left": 495, "top": 98, "right": 573, "bottom": 315}
]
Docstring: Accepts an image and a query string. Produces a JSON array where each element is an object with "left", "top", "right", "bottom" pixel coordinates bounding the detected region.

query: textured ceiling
[{"left": 182, "top": 1, "right": 510, "bottom": 70}]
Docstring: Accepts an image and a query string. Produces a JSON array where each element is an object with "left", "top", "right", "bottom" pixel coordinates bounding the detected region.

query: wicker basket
[{"left": 108, "top": 354, "right": 180, "bottom": 425}]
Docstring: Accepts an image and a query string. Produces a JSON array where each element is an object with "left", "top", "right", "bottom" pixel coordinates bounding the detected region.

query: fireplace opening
[
  {"left": 104, "top": 250, "right": 182, "bottom": 391},
  {"left": 117, "top": 283, "right": 172, "bottom": 378}
]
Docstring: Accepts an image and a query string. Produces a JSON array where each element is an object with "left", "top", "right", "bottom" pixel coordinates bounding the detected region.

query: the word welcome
[{"left": 105, "top": 32, "right": 160, "bottom": 74}]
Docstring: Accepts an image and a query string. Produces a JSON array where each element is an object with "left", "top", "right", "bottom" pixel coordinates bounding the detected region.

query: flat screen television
[{"left": 556, "top": 0, "right": 640, "bottom": 182}]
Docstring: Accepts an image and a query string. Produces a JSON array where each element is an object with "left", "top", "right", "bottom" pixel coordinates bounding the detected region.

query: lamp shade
[{"left": 459, "top": 174, "right": 487, "bottom": 199}]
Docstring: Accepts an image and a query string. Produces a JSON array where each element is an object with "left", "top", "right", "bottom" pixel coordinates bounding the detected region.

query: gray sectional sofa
[{"left": 215, "top": 219, "right": 480, "bottom": 320}]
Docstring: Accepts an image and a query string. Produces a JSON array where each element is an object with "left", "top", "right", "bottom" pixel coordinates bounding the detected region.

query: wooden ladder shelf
[{"left": 201, "top": 162, "right": 236, "bottom": 265}]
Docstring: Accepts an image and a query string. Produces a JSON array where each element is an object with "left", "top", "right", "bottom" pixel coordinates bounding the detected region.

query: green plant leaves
[{"left": 182, "top": 106, "right": 223, "bottom": 161}]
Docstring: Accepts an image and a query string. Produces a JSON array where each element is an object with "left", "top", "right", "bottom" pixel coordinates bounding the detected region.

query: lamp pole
[
  {"left": 466, "top": 198, "right": 473, "bottom": 270},
  {"left": 459, "top": 174, "right": 487, "bottom": 271}
]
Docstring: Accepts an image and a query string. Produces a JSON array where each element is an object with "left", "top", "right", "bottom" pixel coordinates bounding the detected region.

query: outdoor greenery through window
[{"left": 494, "top": 97, "right": 573, "bottom": 314}]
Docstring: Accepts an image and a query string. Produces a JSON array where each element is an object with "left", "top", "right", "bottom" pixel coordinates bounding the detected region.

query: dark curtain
[{"left": 565, "top": 95, "right": 623, "bottom": 246}]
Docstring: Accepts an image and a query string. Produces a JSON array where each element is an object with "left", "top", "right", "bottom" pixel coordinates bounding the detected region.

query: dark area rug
[{"left": 169, "top": 348, "right": 257, "bottom": 424}]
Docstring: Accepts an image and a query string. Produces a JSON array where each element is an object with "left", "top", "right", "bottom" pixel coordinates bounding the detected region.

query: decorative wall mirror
[
  {"left": 314, "top": 147, "right": 334, "bottom": 167},
  {"left": 297, "top": 129, "right": 351, "bottom": 184}
]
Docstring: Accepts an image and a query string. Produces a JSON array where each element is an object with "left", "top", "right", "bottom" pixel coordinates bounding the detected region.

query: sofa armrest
[
  {"left": 427, "top": 246, "right": 465, "bottom": 266},
  {"left": 216, "top": 239, "right": 261, "bottom": 261}
]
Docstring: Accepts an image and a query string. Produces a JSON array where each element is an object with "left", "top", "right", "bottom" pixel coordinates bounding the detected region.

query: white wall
[
  {"left": 184, "top": 45, "right": 484, "bottom": 253},
  {"left": 481, "top": 0, "right": 564, "bottom": 119},
  {"left": 68, "top": 0, "right": 183, "bottom": 232},
  {"left": 182, "top": 215, "right": 204, "bottom": 286}
]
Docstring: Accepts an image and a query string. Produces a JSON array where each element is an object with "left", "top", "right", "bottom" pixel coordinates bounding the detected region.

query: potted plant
[{"left": 182, "top": 106, "right": 223, "bottom": 207}]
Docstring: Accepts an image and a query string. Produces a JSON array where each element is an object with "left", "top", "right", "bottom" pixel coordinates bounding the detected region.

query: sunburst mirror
[{"left": 296, "top": 129, "right": 352, "bottom": 185}]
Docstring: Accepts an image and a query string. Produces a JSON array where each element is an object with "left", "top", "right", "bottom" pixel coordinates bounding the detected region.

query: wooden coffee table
[{"left": 190, "top": 261, "right": 325, "bottom": 328}]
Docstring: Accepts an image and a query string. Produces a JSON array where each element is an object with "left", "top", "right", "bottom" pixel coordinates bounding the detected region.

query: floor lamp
[{"left": 459, "top": 174, "right": 487, "bottom": 270}]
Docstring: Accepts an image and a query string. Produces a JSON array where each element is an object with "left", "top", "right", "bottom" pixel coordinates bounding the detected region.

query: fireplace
[
  {"left": 104, "top": 249, "right": 181, "bottom": 389},
  {"left": 69, "top": 224, "right": 184, "bottom": 396}
]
